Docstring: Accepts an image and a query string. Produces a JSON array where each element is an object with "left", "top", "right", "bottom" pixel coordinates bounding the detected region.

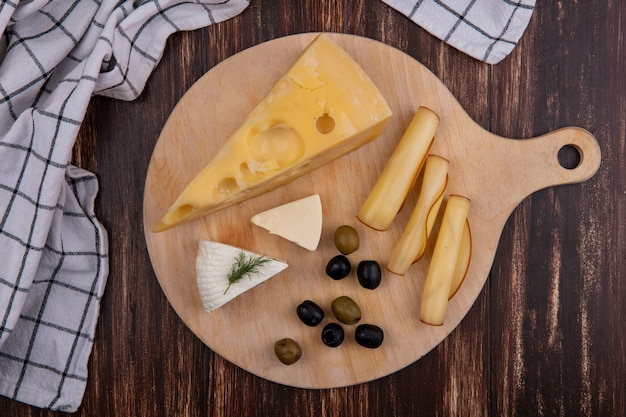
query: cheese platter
[{"left": 143, "top": 33, "right": 600, "bottom": 388}]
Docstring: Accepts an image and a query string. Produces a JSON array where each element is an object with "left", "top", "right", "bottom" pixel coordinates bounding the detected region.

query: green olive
[
  {"left": 331, "top": 295, "right": 362, "bottom": 325},
  {"left": 333, "top": 225, "right": 360, "bottom": 255},
  {"left": 274, "top": 338, "right": 302, "bottom": 365}
]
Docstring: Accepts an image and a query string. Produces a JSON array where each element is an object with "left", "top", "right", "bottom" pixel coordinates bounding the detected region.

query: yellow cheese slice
[
  {"left": 154, "top": 34, "right": 392, "bottom": 232},
  {"left": 250, "top": 194, "right": 322, "bottom": 251}
]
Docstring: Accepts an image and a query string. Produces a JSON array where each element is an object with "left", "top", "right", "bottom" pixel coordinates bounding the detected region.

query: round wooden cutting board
[{"left": 143, "top": 33, "right": 600, "bottom": 388}]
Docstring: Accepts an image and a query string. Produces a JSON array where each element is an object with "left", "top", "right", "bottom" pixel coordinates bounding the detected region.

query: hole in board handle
[{"left": 558, "top": 144, "right": 582, "bottom": 170}]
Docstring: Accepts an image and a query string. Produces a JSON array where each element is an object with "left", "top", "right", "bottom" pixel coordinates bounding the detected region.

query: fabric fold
[
  {"left": 0, "top": 0, "right": 249, "bottom": 412},
  {"left": 381, "top": 0, "right": 536, "bottom": 64}
]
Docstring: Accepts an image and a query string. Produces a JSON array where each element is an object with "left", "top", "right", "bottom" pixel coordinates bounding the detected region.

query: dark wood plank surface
[{"left": 2, "top": 0, "right": 624, "bottom": 415}]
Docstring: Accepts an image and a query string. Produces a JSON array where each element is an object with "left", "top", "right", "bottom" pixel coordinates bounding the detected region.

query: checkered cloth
[
  {"left": 382, "top": 0, "right": 536, "bottom": 64},
  {"left": 0, "top": 0, "right": 248, "bottom": 412}
]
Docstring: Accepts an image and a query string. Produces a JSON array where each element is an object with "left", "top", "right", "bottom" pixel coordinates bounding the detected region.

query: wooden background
[{"left": 1, "top": 0, "right": 624, "bottom": 415}]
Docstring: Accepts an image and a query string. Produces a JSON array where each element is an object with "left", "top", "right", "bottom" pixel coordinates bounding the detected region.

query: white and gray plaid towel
[
  {"left": 0, "top": 0, "right": 249, "bottom": 412},
  {"left": 382, "top": 0, "right": 536, "bottom": 64},
  {"left": 0, "top": 0, "right": 534, "bottom": 412}
]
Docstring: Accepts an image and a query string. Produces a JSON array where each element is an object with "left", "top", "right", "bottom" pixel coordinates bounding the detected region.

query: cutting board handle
[
  {"left": 456, "top": 126, "right": 601, "bottom": 226},
  {"left": 526, "top": 126, "right": 602, "bottom": 186},
  {"left": 469, "top": 127, "right": 602, "bottom": 214}
]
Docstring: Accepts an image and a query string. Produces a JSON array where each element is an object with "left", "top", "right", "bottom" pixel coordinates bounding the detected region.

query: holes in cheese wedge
[
  {"left": 215, "top": 177, "right": 239, "bottom": 196},
  {"left": 153, "top": 35, "right": 393, "bottom": 233},
  {"left": 175, "top": 204, "right": 197, "bottom": 220},
  {"left": 316, "top": 113, "right": 335, "bottom": 134},
  {"left": 240, "top": 162, "right": 266, "bottom": 183},
  {"left": 249, "top": 122, "right": 305, "bottom": 167}
]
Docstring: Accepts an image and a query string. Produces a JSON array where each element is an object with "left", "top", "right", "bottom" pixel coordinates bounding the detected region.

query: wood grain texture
[
  {"left": 489, "top": 2, "right": 626, "bottom": 416},
  {"left": 1, "top": 0, "right": 624, "bottom": 416}
]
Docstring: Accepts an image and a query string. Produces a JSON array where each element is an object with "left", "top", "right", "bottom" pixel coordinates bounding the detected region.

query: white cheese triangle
[
  {"left": 196, "top": 240, "right": 288, "bottom": 313},
  {"left": 250, "top": 194, "right": 322, "bottom": 251}
]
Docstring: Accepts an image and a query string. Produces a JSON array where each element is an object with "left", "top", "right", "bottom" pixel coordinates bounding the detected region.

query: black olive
[
  {"left": 355, "top": 324, "right": 384, "bottom": 348},
  {"left": 321, "top": 323, "right": 345, "bottom": 347},
  {"left": 296, "top": 300, "right": 325, "bottom": 327},
  {"left": 357, "top": 260, "right": 382, "bottom": 290},
  {"left": 325, "top": 254, "right": 351, "bottom": 280}
]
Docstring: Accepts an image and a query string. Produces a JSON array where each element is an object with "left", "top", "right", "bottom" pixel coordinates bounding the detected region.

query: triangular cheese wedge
[
  {"left": 196, "top": 240, "right": 288, "bottom": 313},
  {"left": 154, "top": 34, "right": 392, "bottom": 232},
  {"left": 251, "top": 194, "right": 322, "bottom": 251}
]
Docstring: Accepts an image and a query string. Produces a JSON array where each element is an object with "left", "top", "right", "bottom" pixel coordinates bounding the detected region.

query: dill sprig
[{"left": 224, "top": 251, "right": 270, "bottom": 294}]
